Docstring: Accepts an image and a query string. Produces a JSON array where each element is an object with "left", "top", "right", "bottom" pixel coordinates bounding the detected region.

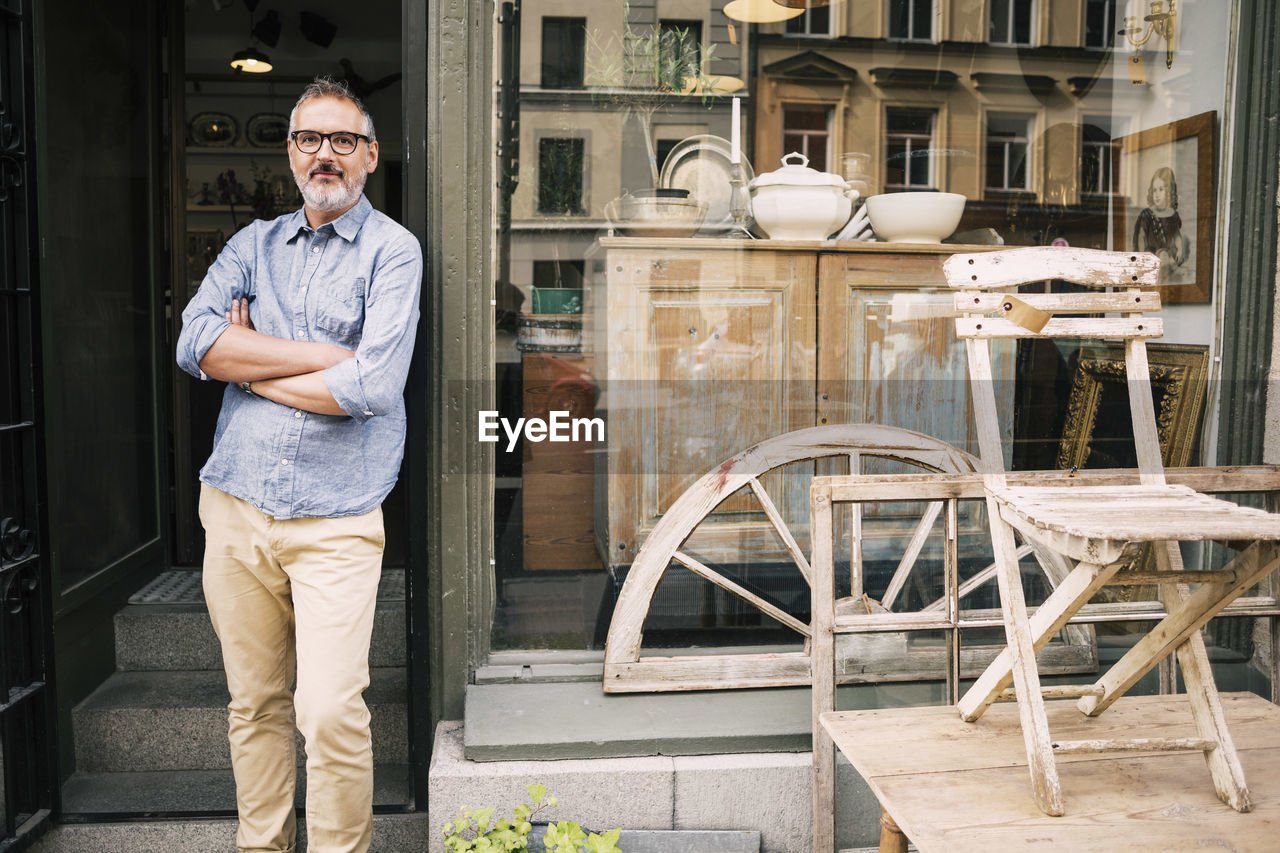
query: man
[{"left": 176, "top": 77, "right": 421, "bottom": 853}]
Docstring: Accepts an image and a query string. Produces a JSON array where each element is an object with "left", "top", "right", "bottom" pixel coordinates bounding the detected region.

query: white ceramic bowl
[
  {"left": 604, "top": 195, "right": 707, "bottom": 238},
  {"left": 864, "top": 192, "right": 966, "bottom": 243}
]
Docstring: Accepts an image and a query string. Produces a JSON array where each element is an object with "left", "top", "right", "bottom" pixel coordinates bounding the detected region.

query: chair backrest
[{"left": 941, "top": 247, "right": 1165, "bottom": 488}]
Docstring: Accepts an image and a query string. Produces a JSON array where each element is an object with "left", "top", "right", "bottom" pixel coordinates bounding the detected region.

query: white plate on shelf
[{"left": 659, "top": 134, "right": 754, "bottom": 233}]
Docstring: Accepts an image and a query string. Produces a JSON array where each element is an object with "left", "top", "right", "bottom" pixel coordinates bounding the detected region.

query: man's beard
[{"left": 294, "top": 161, "right": 368, "bottom": 212}]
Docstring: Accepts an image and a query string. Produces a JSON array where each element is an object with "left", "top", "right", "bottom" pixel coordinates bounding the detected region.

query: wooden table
[{"left": 820, "top": 693, "right": 1280, "bottom": 852}]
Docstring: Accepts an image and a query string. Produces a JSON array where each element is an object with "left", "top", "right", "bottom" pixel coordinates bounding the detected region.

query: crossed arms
[{"left": 198, "top": 297, "right": 350, "bottom": 416}]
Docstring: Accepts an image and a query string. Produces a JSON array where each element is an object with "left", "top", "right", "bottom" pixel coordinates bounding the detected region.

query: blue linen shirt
[{"left": 176, "top": 195, "right": 422, "bottom": 519}]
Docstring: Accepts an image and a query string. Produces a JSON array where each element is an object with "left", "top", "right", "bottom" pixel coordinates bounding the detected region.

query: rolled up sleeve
[
  {"left": 176, "top": 235, "right": 252, "bottom": 379},
  {"left": 324, "top": 234, "right": 422, "bottom": 422}
]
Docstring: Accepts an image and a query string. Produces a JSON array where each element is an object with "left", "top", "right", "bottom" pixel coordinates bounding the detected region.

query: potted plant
[{"left": 441, "top": 784, "right": 623, "bottom": 853}]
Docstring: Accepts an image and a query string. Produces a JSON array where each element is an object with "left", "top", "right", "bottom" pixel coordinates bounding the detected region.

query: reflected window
[
  {"left": 1080, "top": 117, "right": 1117, "bottom": 196},
  {"left": 1084, "top": 0, "right": 1118, "bottom": 49},
  {"left": 884, "top": 107, "right": 935, "bottom": 190},
  {"left": 782, "top": 103, "right": 832, "bottom": 171},
  {"left": 537, "top": 137, "right": 585, "bottom": 214},
  {"left": 989, "top": 0, "right": 1034, "bottom": 46},
  {"left": 888, "top": 0, "right": 934, "bottom": 41},
  {"left": 786, "top": 7, "right": 832, "bottom": 36},
  {"left": 985, "top": 113, "right": 1032, "bottom": 193},
  {"left": 659, "top": 19, "right": 702, "bottom": 72},
  {"left": 541, "top": 17, "right": 585, "bottom": 89}
]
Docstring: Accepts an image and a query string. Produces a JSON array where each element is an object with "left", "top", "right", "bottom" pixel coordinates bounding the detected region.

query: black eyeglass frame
[{"left": 289, "top": 130, "right": 371, "bottom": 155}]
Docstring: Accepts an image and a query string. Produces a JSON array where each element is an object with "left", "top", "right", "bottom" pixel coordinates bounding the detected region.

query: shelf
[{"left": 186, "top": 147, "right": 286, "bottom": 156}]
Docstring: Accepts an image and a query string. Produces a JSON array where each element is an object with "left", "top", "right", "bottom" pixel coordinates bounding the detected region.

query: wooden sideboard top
[{"left": 595, "top": 237, "right": 1002, "bottom": 254}]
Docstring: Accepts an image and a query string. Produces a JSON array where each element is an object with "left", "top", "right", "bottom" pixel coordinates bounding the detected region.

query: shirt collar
[{"left": 285, "top": 194, "right": 372, "bottom": 243}]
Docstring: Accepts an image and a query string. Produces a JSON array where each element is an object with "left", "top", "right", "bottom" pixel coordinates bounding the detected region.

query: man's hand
[{"left": 226, "top": 297, "right": 254, "bottom": 330}]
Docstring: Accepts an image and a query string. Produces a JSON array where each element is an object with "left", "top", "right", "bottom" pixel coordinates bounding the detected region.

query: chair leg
[
  {"left": 958, "top": 556, "right": 1120, "bottom": 722},
  {"left": 1079, "top": 541, "right": 1280, "bottom": 718},
  {"left": 977, "top": 499, "right": 1064, "bottom": 816},
  {"left": 1155, "top": 541, "right": 1253, "bottom": 812}
]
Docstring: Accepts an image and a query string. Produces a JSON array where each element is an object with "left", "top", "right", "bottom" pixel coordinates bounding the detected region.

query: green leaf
[
  {"left": 526, "top": 783, "right": 547, "bottom": 803},
  {"left": 584, "top": 827, "right": 623, "bottom": 853},
  {"left": 514, "top": 804, "right": 531, "bottom": 821},
  {"left": 473, "top": 806, "right": 496, "bottom": 834}
]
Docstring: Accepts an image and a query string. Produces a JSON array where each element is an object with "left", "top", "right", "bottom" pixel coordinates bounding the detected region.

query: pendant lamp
[
  {"left": 774, "top": 0, "right": 831, "bottom": 7},
  {"left": 230, "top": 46, "right": 273, "bottom": 73},
  {"left": 723, "top": 0, "right": 805, "bottom": 24}
]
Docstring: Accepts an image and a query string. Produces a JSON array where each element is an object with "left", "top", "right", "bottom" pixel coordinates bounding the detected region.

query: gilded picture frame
[{"left": 1055, "top": 342, "right": 1211, "bottom": 598}]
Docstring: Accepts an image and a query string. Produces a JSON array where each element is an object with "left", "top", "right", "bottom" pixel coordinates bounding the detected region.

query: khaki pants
[{"left": 199, "top": 484, "right": 384, "bottom": 853}]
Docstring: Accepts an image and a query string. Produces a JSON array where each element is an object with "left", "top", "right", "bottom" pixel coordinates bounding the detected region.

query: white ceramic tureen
[{"left": 748, "top": 152, "right": 856, "bottom": 240}]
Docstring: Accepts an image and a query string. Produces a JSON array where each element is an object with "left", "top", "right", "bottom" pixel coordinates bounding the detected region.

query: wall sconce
[{"left": 1119, "top": 0, "right": 1176, "bottom": 69}]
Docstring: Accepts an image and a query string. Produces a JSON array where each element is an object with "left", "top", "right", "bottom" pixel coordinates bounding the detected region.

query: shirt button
[
  {"left": 295, "top": 331, "right": 305, "bottom": 338},
  {"left": 312, "top": 247, "right": 321, "bottom": 254},
  {"left": 281, "top": 459, "right": 290, "bottom": 465},
  {"left": 294, "top": 411, "right": 302, "bottom": 418}
]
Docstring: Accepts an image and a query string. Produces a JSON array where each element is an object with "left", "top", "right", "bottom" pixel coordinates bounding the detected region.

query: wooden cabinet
[{"left": 589, "top": 238, "right": 1010, "bottom": 570}]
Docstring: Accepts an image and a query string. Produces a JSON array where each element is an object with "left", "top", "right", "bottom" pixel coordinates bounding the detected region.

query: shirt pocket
[{"left": 314, "top": 277, "right": 366, "bottom": 339}]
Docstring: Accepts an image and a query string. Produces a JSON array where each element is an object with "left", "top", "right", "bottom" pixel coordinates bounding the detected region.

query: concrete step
[
  {"left": 30, "top": 818, "right": 759, "bottom": 853},
  {"left": 116, "top": 568, "right": 406, "bottom": 671},
  {"left": 60, "top": 765, "right": 411, "bottom": 812},
  {"left": 72, "top": 668, "right": 407, "bottom": 772},
  {"left": 29, "top": 813, "right": 433, "bottom": 853},
  {"left": 114, "top": 602, "right": 406, "bottom": 671}
]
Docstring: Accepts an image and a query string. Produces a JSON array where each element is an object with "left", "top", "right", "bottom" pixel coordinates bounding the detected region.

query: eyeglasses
[{"left": 289, "top": 130, "right": 370, "bottom": 155}]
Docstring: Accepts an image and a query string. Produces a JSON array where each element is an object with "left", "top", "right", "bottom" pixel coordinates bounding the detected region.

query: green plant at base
[{"left": 441, "top": 784, "right": 624, "bottom": 853}]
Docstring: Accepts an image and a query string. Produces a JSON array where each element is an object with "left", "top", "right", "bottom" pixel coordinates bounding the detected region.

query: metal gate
[{"left": 0, "top": 0, "right": 56, "bottom": 849}]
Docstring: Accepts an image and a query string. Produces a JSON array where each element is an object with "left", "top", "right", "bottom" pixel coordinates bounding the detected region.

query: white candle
[{"left": 730, "top": 96, "right": 741, "bottom": 165}]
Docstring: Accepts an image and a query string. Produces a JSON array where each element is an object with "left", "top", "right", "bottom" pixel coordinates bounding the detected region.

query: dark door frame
[{"left": 0, "top": 0, "right": 57, "bottom": 849}]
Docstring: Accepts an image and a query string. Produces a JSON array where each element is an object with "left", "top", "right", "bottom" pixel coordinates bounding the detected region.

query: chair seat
[{"left": 992, "top": 484, "right": 1280, "bottom": 545}]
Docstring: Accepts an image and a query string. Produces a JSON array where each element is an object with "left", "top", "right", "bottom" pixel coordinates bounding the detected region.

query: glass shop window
[
  {"left": 541, "top": 17, "right": 586, "bottom": 89},
  {"left": 782, "top": 103, "right": 832, "bottom": 170},
  {"left": 884, "top": 107, "right": 935, "bottom": 190},
  {"left": 785, "top": 7, "right": 832, "bottom": 37},
  {"left": 487, "top": 0, "right": 1255, "bottom": 688},
  {"left": 989, "top": 0, "right": 1034, "bottom": 46},
  {"left": 888, "top": 0, "right": 935, "bottom": 41},
  {"left": 1084, "top": 0, "right": 1118, "bottom": 49},
  {"left": 985, "top": 113, "right": 1032, "bottom": 193}
]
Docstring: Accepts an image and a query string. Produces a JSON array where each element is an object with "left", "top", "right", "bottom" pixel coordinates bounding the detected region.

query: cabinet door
[
  {"left": 816, "top": 251, "right": 1013, "bottom": 457},
  {"left": 598, "top": 247, "right": 817, "bottom": 567}
]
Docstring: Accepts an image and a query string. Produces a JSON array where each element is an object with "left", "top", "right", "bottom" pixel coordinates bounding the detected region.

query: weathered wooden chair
[{"left": 946, "top": 246, "right": 1280, "bottom": 816}]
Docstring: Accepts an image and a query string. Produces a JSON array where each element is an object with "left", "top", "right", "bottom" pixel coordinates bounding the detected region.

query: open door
[{"left": 1, "top": 1, "right": 57, "bottom": 848}]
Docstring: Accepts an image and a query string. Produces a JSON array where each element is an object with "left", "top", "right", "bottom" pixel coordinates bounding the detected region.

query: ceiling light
[
  {"left": 230, "top": 46, "right": 273, "bottom": 73},
  {"left": 723, "top": 0, "right": 805, "bottom": 23}
]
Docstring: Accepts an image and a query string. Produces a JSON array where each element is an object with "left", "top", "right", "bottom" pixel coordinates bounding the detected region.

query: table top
[{"left": 821, "top": 692, "right": 1280, "bottom": 852}]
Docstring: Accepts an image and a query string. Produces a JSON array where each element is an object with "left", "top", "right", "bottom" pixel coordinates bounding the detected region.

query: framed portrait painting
[{"left": 1112, "top": 111, "right": 1216, "bottom": 303}]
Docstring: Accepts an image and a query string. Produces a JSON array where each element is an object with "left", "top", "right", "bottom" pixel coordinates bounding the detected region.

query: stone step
[
  {"left": 113, "top": 602, "right": 406, "bottom": 671},
  {"left": 116, "top": 568, "right": 406, "bottom": 671},
  {"left": 72, "top": 668, "right": 407, "bottom": 772},
  {"left": 30, "top": 818, "right": 759, "bottom": 853},
  {"left": 29, "top": 813, "right": 433, "bottom": 853},
  {"left": 59, "top": 765, "right": 411, "bottom": 812}
]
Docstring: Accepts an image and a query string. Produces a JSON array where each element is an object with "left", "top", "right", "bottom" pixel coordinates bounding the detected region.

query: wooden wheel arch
[{"left": 602, "top": 424, "right": 981, "bottom": 693}]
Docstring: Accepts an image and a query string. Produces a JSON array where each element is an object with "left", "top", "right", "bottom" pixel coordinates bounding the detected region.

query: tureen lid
[{"left": 749, "top": 152, "right": 848, "bottom": 189}]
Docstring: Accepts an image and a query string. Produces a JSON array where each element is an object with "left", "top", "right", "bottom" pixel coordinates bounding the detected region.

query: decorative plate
[
  {"left": 659, "top": 134, "right": 755, "bottom": 233},
  {"left": 246, "top": 113, "right": 290, "bottom": 148},
  {"left": 188, "top": 112, "right": 238, "bottom": 147}
]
